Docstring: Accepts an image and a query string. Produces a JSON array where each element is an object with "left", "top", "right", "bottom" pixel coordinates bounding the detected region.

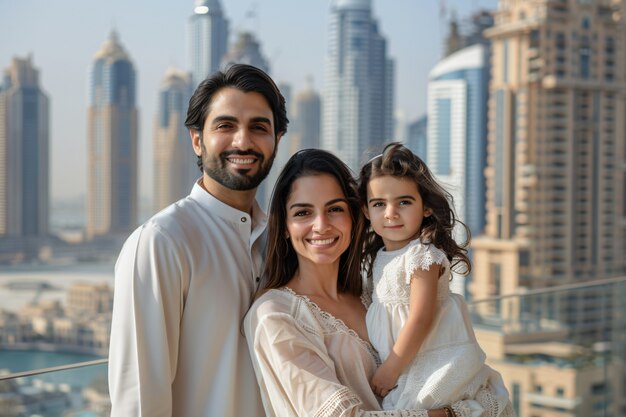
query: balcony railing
[{"left": 1, "top": 276, "right": 625, "bottom": 417}]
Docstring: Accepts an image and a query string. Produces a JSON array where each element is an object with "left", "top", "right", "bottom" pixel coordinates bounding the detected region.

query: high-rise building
[
  {"left": 0, "top": 56, "right": 49, "bottom": 237},
  {"left": 471, "top": 0, "right": 626, "bottom": 340},
  {"left": 188, "top": 0, "right": 229, "bottom": 87},
  {"left": 292, "top": 78, "right": 321, "bottom": 151},
  {"left": 427, "top": 43, "right": 490, "bottom": 239},
  {"left": 153, "top": 68, "right": 196, "bottom": 212},
  {"left": 444, "top": 10, "right": 494, "bottom": 58},
  {"left": 221, "top": 32, "right": 270, "bottom": 74},
  {"left": 406, "top": 115, "right": 428, "bottom": 161},
  {"left": 86, "top": 31, "right": 138, "bottom": 239},
  {"left": 322, "top": 0, "right": 394, "bottom": 170}
]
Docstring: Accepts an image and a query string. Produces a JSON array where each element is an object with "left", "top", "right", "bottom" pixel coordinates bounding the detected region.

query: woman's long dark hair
[
  {"left": 260, "top": 149, "right": 366, "bottom": 296},
  {"left": 358, "top": 142, "right": 471, "bottom": 279}
]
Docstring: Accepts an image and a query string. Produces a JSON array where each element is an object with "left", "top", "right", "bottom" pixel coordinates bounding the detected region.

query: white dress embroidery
[{"left": 365, "top": 239, "right": 515, "bottom": 416}]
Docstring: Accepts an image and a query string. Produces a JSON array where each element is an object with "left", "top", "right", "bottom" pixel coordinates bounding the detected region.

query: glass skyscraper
[
  {"left": 322, "top": 0, "right": 394, "bottom": 170},
  {"left": 0, "top": 56, "right": 49, "bottom": 237},
  {"left": 86, "top": 31, "right": 138, "bottom": 239},
  {"left": 153, "top": 68, "right": 196, "bottom": 212},
  {"left": 427, "top": 43, "right": 490, "bottom": 239},
  {"left": 188, "top": 0, "right": 228, "bottom": 87}
]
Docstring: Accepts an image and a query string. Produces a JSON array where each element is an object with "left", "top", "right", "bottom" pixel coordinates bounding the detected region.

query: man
[{"left": 108, "top": 64, "right": 288, "bottom": 416}]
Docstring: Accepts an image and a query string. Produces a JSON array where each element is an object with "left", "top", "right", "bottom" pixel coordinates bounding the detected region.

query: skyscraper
[
  {"left": 292, "top": 78, "right": 321, "bottom": 150},
  {"left": 322, "top": 0, "right": 394, "bottom": 170},
  {"left": 443, "top": 10, "right": 494, "bottom": 58},
  {"left": 221, "top": 32, "right": 270, "bottom": 73},
  {"left": 188, "top": 0, "right": 229, "bottom": 87},
  {"left": 153, "top": 68, "right": 195, "bottom": 212},
  {"left": 0, "top": 56, "right": 49, "bottom": 237},
  {"left": 86, "top": 31, "right": 138, "bottom": 239},
  {"left": 427, "top": 43, "right": 489, "bottom": 239},
  {"left": 471, "top": 0, "right": 626, "bottom": 340}
]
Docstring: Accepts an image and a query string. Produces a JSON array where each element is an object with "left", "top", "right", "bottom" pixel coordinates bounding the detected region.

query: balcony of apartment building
[{"left": 1, "top": 276, "right": 625, "bottom": 417}]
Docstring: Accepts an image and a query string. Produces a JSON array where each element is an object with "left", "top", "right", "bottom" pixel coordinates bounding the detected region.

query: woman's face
[{"left": 285, "top": 174, "right": 352, "bottom": 269}]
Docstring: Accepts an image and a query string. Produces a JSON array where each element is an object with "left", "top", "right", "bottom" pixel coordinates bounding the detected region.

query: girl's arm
[{"left": 370, "top": 264, "right": 440, "bottom": 397}]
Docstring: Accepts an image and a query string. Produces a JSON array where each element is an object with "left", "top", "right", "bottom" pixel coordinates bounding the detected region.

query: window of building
[
  {"left": 556, "top": 387, "right": 565, "bottom": 397},
  {"left": 491, "top": 264, "right": 502, "bottom": 314},
  {"left": 530, "top": 29, "right": 540, "bottom": 46},
  {"left": 502, "top": 41, "right": 509, "bottom": 82},
  {"left": 591, "top": 382, "right": 606, "bottom": 395},
  {"left": 579, "top": 47, "right": 590, "bottom": 79},
  {"left": 494, "top": 90, "right": 505, "bottom": 209},
  {"left": 581, "top": 17, "right": 590, "bottom": 30},
  {"left": 556, "top": 32, "right": 566, "bottom": 51}
]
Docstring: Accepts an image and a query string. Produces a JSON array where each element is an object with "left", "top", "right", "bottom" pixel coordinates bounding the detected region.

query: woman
[{"left": 244, "top": 149, "right": 487, "bottom": 417}]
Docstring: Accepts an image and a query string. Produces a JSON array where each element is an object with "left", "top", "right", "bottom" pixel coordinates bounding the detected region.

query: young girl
[{"left": 359, "top": 143, "right": 515, "bottom": 416}]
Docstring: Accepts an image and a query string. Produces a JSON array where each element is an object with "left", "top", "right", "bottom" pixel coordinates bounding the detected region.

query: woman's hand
[{"left": 370, "top": 362, "right": 400, "bottom": 397}]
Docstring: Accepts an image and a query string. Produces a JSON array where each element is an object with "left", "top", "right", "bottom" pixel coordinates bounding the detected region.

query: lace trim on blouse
[
  {"left": 281, "top": 287, "right": 380, "bottom": 364},
  {"left": 314, "top": 386, "right": 362, "bottom": 417}
]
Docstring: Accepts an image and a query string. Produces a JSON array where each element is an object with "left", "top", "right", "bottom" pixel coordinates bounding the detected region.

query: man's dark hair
[{"left": 185, "top": 63, "right": 288, "bottom": 138}]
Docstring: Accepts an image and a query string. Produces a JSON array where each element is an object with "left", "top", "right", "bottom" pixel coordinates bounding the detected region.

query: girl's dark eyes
[
  {"left": 399, "top": 200, "right": 412, "bottom": 205},
  {"left": 371, "top": 202, "right": 384, "bottom": 208},
  {"left": 293, "top": 210, "right": 309, "bottom": 217},
  {"left": 329, "top": 206, "right": 345, "bottom": 213}
]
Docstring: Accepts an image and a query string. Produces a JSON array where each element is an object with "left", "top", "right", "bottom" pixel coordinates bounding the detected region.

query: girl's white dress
[{"left": 365, "top": 239, "right": 514, "bottom": 415}]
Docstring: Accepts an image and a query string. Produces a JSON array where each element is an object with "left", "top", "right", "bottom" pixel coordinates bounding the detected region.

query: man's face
[{"left": 191, "top": 87, "right": 281, "bottom": 191}]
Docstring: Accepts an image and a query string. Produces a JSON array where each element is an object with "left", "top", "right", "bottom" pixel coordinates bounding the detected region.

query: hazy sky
[{"left": 0, "top": 0, "right": 496, "bottom": 201}]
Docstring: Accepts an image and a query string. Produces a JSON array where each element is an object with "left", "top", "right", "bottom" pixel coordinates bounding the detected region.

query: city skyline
[{"left": 0, "top": 0, "right": 496, "bottom": 202}]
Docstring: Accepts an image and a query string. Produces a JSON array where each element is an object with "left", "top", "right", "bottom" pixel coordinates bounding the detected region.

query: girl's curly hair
[{"left": 358, "top": 142, "right": 471, "bottom": 279}]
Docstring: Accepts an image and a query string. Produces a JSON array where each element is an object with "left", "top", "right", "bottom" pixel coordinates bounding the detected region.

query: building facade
[
  {"left": 153, "top": 68, "right": 196, "bottom": 212},
  {"left": 427, "top": 43, "right": 490, "bottom": 239},
  {"left": 292, "top": 79, "right": 321, "bottom": 151},
  {"left": 86, "top": 31, "right": 138, "bottom": 239},
  {"left": 471, "top": 0, "right": 626, "bottom": 346},
  {"left": 322, "top": 0, "right": 394, "bottom": 170},
  {"left": 188, "top": 0, "right": 229, "bottom": 87},
  {"left": 0, "top": 56, "right": 49, "bottom": 237}
]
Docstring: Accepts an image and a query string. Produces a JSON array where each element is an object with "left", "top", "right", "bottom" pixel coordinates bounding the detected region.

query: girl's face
[
  {"left": 285, "top": 174, "right": 353, "bottom": 269},
  {"left": 365, "top": 175, "right": 432, "bottom": 252}
]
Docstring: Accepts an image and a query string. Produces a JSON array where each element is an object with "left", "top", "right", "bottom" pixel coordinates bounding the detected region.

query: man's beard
[{"left": 201, "top": 143, "right": 276, "bottom": 191}]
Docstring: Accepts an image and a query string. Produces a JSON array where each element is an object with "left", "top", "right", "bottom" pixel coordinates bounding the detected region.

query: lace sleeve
[
  {"left": 474, "top": 386, "right": 517, "bottom": 417},
  {"left": 405, "top": 242, "right": 448, "bottom": 285}
]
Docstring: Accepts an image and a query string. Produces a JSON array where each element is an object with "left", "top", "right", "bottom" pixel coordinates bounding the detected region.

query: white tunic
[
  {"left": 245, "top": 287, "right": 470, "bottom": 417},
  {"left": 108, "top": 182, "right": 266, "bottom": 417},
  {"left": 366, "top": 239, "right": 512, "bottom": 414}
]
